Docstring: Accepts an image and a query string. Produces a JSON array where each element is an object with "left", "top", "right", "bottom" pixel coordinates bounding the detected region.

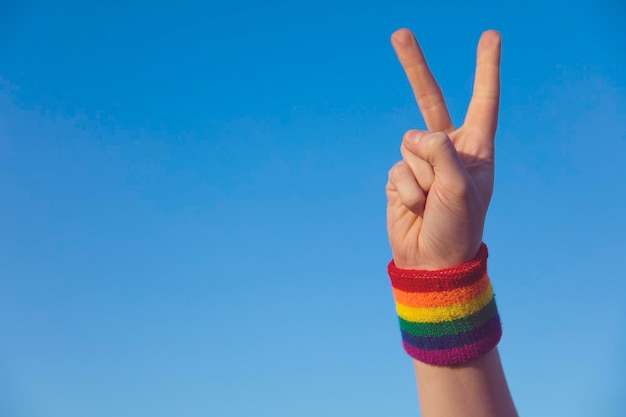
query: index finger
[{"left": 391, "top": 28, "right": 454, "bottom": 133}]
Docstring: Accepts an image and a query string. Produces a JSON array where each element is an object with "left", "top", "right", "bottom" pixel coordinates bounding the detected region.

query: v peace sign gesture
[{"left": 386, "top": 29, "right": 502, "bottom": 270}]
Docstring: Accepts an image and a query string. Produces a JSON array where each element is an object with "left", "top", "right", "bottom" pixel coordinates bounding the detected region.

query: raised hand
[{"left": 386, "top": 29, "right": 502, "bottom": 270}]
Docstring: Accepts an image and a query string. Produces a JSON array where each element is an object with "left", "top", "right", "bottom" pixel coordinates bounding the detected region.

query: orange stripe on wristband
[
  {"left": 396, "top": 284, "right": 494, "bottom": 323},
  {"left": 392, "top": 272, "right": 490, "bottom": 308}
]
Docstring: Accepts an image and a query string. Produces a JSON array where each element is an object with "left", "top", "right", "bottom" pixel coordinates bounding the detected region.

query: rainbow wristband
[{"left": 388, "top": 244, "right": 501, "bottom": 366}]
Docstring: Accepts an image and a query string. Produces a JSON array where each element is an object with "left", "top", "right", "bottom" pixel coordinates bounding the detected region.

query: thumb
[{"left": 404, "top": 131, "right": 469, "bottom": 194}]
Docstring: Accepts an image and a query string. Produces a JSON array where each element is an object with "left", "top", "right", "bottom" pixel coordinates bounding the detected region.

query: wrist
[{"left": 392, "top": 238, "right": 484, "bottom": 270}]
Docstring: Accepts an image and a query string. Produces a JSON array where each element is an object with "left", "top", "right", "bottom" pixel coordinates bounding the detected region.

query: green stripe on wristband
[{"left": 399, "top": 297, "right": 498, "bottom": 337}]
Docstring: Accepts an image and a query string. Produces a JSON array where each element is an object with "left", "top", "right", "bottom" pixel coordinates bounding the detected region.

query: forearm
[
  {"left": 388, "top": 245, "right": 518, "bottom": 417},
  {"left": 414, "top": 348, "right": 517, "bottom": 417}
]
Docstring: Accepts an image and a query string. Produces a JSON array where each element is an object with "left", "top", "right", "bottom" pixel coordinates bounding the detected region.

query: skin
[{"left": 385, "top": 29, "right": 518, "bottom": 417}]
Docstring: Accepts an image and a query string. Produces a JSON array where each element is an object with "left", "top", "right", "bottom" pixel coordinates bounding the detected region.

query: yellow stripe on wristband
[{"left": 396, "top": 285, "right": 494, "bottom": 323}]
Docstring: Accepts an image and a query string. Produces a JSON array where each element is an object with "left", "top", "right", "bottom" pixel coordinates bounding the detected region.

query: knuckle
[
  {"left": 425, "top": 131, "right": 451, "bottom": 149},
  {"left": 422, "top": 132, "right": 455, "bottom": 162},
  {"left": 403, "top": 195, "right": 424, "bottom": 213},
  {"left": 399, "top": 188, "right": 425, "bottom": 214},
  {"left": 388, "top": 162, "right": 404, "bottom": 181}
]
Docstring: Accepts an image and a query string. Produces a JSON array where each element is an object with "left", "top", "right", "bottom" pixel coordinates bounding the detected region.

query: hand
[{"left": 386, "top": 29, "right": 502, "bottom": 270}]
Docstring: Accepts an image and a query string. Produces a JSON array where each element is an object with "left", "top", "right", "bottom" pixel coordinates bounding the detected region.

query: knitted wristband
[{"left": 388, "top": 244, "right": 501, "bottom": 366}]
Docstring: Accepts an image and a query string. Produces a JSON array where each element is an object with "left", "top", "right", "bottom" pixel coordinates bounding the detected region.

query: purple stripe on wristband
[
  {"left": 401, "top": 314, "right": 501, "bottom": 351},
  {"left": 402, "top": 323, "right": 502, "bottom": 366}
]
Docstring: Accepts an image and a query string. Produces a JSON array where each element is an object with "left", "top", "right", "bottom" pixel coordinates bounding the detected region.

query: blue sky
[{"left": 1, "top": 1, "right": 625, "bottom": 416}]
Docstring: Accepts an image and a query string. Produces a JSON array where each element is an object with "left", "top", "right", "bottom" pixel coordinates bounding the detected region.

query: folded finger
[
  {"left": 401, "top": 130, "right": 435, "bottom": 193},
  {"left": 388, "top": 160, "right": 427, "bottom": 215}
]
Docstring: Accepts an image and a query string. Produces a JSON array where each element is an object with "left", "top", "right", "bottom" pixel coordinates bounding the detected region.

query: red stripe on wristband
[{"left": 388, "top": 244, "right": 488, "bottom": 293}]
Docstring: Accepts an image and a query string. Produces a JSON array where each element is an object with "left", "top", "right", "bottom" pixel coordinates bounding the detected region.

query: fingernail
[
  {"left": 407, "top": 131, "right": 423, "bottom": 145},
  {"left": 391, "top": 29, "right": 414, "bottom": 47}
]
